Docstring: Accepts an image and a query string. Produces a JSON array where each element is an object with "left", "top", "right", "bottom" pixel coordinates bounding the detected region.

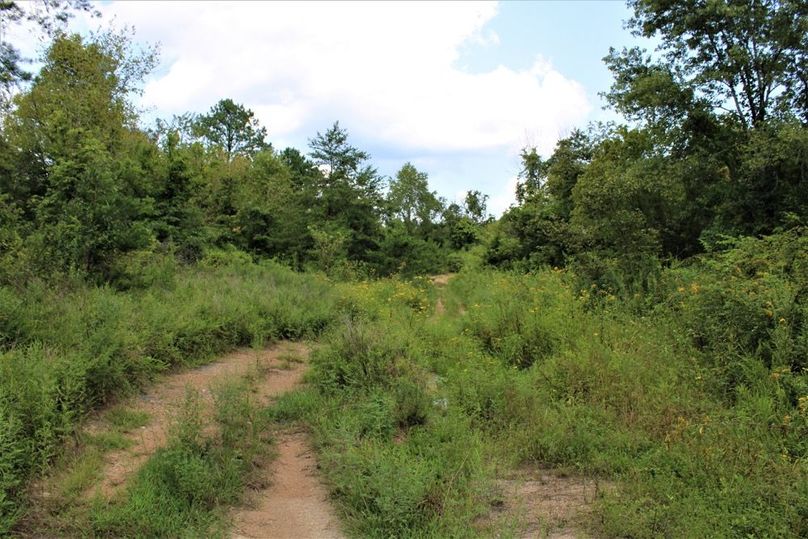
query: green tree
[
  {"left": 231, "top": 150, "right": 312, "bottom": 265},
  {"left": 2, "top": 33, "right": 157, "bottom": 276},
  {"left": 193, "top": 99, "right": 268, "bottom": 161},
  {"left": 442, "top": 202, "right": 479, "bottom": 250},
  {"left": 0, "top": 1, "right": 99, "bottom": 109},
  {"left": 487, "top": 140, "right": 582, "bottom": 269},
  {"left": 387, "top": 162, "right": 442, "bottom": 232},
  {"left": 153, "top": 131, "right": 206, "bottom": 261},
  {"left": 615, "top": 0, "right": 808, "bottom": 128},
  {"left": 515, "top": 147, "right": 547, "bottom": 204},
  {"left": 463, "top": 190, "right": 489, "bottom": 224},
  {"left": 308, "top": 122, "right": 383, "bottom": 263}
]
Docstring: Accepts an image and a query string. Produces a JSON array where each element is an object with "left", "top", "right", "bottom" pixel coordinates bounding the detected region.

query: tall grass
[
  {"left": 283, "top": 250, "right": 806, "bottom": 537},
  {"left": 0, "top": 257, "right": 336, "bottom": 532}
]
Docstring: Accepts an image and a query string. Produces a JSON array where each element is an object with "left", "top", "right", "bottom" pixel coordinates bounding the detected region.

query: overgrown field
[
  {"left": 276, "top": 231, "right": 807, "bottom": 537},
  {"left": 0, "top": 256, "right": 336, "bottom": 532},
  {"left": 3, "top": 231, "right": 807, "bottom": 537}
]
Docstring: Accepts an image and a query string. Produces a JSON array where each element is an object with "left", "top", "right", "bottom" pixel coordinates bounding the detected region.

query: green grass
[
  {"left": 0, "top": 258, "right": 337, "bottom": 533},
  {"left": 47, "top": 379, "right": 273, "bottom": 538},
  {"left": 273, "top": 264, "right": 806, "bottom": 537},
  {"left": 105, "top": 408, "right": 151, "bottom": 432},
  {"left": 5, "top": 234, "right": 807, "bottom": 537}
]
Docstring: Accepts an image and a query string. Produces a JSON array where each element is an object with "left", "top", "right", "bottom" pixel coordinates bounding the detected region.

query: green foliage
[
  {"left": 308, "top": 122, "right": 385, "bottom": 264},
  {"left": 311, "top": 318, "right": 407, "bottom": 394},
  {"left": 300, "top": 299, "right": 488, "bottom": 537},
  {"left": 0, "top": 25, "right": 485, "bottom": 281},
  {"left": 387, "top": 162, "right": 442, "bottom": 230},
  {"left": 0, "top": 1, "right": 98, "bottom": 110},
  {"left": 625, "top": 0, "right": 808, "bottom": 127},
  {"left": 0, "top": 32, "right": 157, "bottom": 279},
  {"left": 378, "top": 222, "right": 450, "bottom": 276},
  {"left": 192, "top": 98, "right": 268, "bottom": 160},
  {"left": 294, "top": 264, "right": 807, "bottom": 537},
  {"left": 0, "top": 262, "right": 335, "bottom": 531},
  {"left": 493, "top": 1, "right": 807, "bottom": 282},
  {"left": 659, "top": 229, "right": 808, "bottom": 400},
  {"left": 90, "top": 382, "right": 269, "bottom": 537}
]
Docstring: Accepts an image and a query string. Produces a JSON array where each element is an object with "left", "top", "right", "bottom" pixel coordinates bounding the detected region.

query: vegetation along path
[
  {"left": 28, "top": 341, "right": 344, "bottom": 538},
  {"left": 82, "top": 342, "right": 312, "bottom": 498}
]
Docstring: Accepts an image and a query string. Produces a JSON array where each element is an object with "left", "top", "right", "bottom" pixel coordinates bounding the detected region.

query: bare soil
[
  {"left": 61, "top": 340, "right": 345, "bottom": 538},
  {"left": 231, "top": 432, "right": 344, "bottom": 539},
  {"left": 430, "top": 273, "right": 455, "bottom": 286},
  {"left": 84, "top": 342, "right": 311, "bottom": 499},
  {"left": 431, "top": 273, "right": 454, "bottom": 315},
  {"left": 435, "top": 296, "right": 446, "bottom": 315},
  {"left": 483, "top": 468, "right": 606, "bottom": 538}
]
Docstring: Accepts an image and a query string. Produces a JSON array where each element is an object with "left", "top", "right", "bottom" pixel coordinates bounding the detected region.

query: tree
[
  {"left": 614, "top": 0, "right": 808, "bottom": 128},
  {"left": 515, "top": 147, "right": 547, "bottom": 204},
  {"left": 153, "top": 130, "right": 206, "bottom": 261},
  {"left": 463, "top": 190, "right": 489, "bottom": 224},
  {"left": 0, "top": 1, "right": 99, "bottom": 110},
  {"left": 2, "top": 33, "right": 156, "bottom": 276},
  {"left": 231, "top": 150, "right": 313, "bottom": 265},
  {"left": 309, "top": 121, "right": 370, "bottom": 181},
  {"left": 486, "top": 139, "right": 586, "bottom": 270},
  {"left": 545, "top": 129, "right": 594, "bottom": 220},
  {"left": 193, "top": 99, "right": 268, "bottom": 161},
  {"left": 602, "top": 1, "right": 808, "bottom": 240},
  {"left": 307, "top": 122, "right": 383, "bottom": 263},
  {"left": 387, "top": 162, "right": 442, "bottom": 231}
]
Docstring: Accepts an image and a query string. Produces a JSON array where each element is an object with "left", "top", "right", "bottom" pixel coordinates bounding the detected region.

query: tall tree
[
  {"left": 612, "top": 0, "right": 808, "bottom": 128},
  {"left": 0, "top": 1, "right": 99, "bottom": 110},
  {"left": 2, "top": 33, "right": 156, "bottom": 276},
  {"left": 308, "top": 122, "right": 383, "bottom": 262},
  {"left": 463, "top": 190, "right": 489, "bottom": 224},
  {"left": 387, "top": 162, "right": 442, "bottom": 231},
  {"left": 515, "top": 147, "right": 547, "bottom": 204},
  {"left": 193, "top": 99, "right": 268, "bottom": 161}
]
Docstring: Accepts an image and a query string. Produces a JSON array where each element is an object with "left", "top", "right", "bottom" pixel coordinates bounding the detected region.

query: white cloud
[
  {"left": 81, "top": 0, "right": 589, "bottom": 158},
  {"left": 0, "top": 1, "right": 590, "bottom": 215},
  {"left": 488, "top": 175, "right": 520, "bottom": 216}
]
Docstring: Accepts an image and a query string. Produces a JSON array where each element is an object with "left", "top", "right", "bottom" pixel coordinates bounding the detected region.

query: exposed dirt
[
  {"left": 483, "top": 468, "right": 606, "bottom": 538},
  {"left": 83, "top": 341, "right": 311, "bottom": 499},
  {"left": 231, "top": 432, "right": 344, "bottom": 539},
  {"left": 435, "top": 297, "right": 446, "bottom": 315},
  {"left": 431, "top": 273, "right": 455, "bottom": 315},
  {"left": 430, "top": 273, "right": 455, "bottom": 286}
]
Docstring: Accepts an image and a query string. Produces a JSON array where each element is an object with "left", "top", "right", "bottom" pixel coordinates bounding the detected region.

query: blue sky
[
  {"left": 459, "top": 1, "right": 633, "bottom": 120},
  {"left": 16, "top": 1, "right": 647, "bottom": 215},
  {"left": 364, "top": 1, "right": 641, "bottom": 213}
]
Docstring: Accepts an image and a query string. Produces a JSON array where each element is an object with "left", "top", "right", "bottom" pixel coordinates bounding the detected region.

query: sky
[{"left": 12, "top": 1, "right": 645, "bottom": 215}]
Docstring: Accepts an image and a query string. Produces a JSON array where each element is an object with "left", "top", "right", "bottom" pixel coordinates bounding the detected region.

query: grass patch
[
  {"left": 90, "top": 381, "right": 272, "bottom": 537},
  {"left": 288, "top": 267, "right": 807, "bottom": 537},
  {"left": 1, "top": 260, "right": 337, "bottom": 533},
  {"left": 85, "top": 432, "right": 132, "bottom": 451},
  {"left": 105, "top": 408, "right": 150, "bottom": 432}
]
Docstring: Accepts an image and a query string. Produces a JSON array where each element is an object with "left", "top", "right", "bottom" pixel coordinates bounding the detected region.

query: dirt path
[
  {"left": 231, "top": 432, "right": 344, "bottom": 539},
  {"left": 73, "top": 340, "right": 345, "bottom": 538},
  {"left": 430, "top": 273, "right": 455, "bottom": 286},
  {"left": 84, "top": 342, "right": 311, "bottom": 498},
  {"left": 431, "top": 273, "right": 454, "bottom": 315}
]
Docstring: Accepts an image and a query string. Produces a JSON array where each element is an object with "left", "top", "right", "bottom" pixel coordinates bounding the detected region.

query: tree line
[
  {"left": 0, "top": 0, "right": 805, "bottom": 291},
  {"left": 488, "top": 0, "right": 806, "bottom": 294},
  {"left": 0, "top": 5, "right": 492, "bottom": 285}
]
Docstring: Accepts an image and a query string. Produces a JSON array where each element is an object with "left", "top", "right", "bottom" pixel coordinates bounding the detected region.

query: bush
[{"left": 661, "top": 229, "right": 808, "bottom": 398}]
